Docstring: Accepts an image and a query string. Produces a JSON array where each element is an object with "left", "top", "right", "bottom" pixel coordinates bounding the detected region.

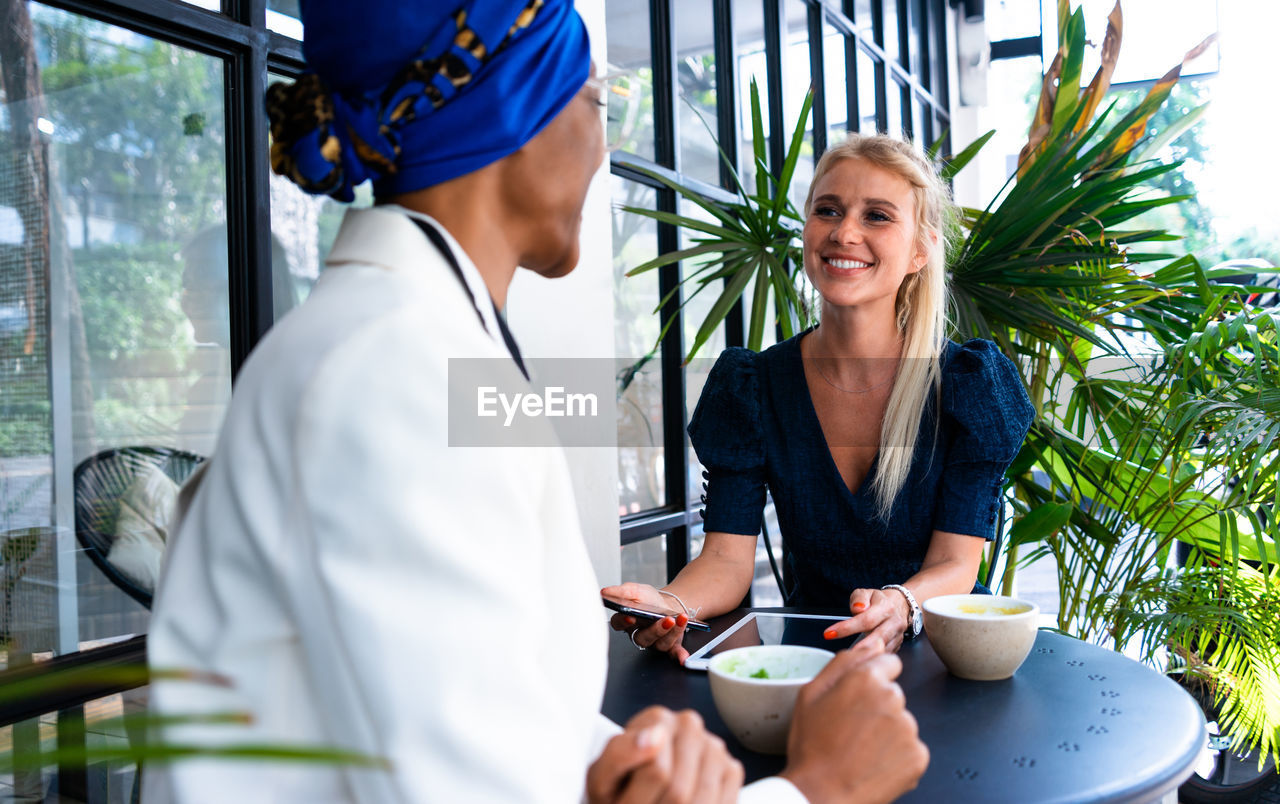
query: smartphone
[{"left": 601, "top": 592, "right": 711, "bottom": 632}]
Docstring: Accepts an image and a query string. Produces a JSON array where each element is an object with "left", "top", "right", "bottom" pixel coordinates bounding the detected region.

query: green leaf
[
  {"left": 940, "top": 129, "right": 995, "bottom": 181},
  {"left": 750, "top": 79, "right": 768, "bottom": 201},
  {"left": 686, "top": 256, "right": 758, "bottom": 362},
  {"left": 1050, "top": 9, "right": 1086, "bottom": 137},
  {"left": 1133, "top": 102, "right": 1210, "bottom": 164},
  {"left": 769, "top": 89, "right": 815, "bottom": 227},
  {"left": 624, "top": 242, "right": 745, "bottom": 277},
  {"left": 1008, "top": 502, "right": 1075, "bottom": 547}
]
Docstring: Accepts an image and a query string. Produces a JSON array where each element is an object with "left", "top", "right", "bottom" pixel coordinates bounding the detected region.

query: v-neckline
[{"left": 789, "top": 331, "right": 879, "bottom": 503}]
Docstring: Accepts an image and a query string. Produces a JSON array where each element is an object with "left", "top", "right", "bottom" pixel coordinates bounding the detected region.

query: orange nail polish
[
  {"left": 852, "top": 602, "right": 867, "bottom": 613},
  {"left": 824, "top": 628, "right": 838, "bottom": 640},
  {"left": 661, "top": 617, "right": 675, "bottom": 629},
  {"left": 676, "top": 614, "right": 688, "bottom": 627}
]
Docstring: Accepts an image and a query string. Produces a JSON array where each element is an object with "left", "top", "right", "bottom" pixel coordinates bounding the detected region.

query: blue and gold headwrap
[{"left": 267, "top": 0, "right": 590, "bottom": 202}]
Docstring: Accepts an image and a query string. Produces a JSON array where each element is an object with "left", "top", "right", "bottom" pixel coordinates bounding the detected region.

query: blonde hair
[{"left": 803, "top": 133, "right": 954, "bottom": 519}]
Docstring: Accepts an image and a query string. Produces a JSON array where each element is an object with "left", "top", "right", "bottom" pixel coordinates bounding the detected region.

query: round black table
[{"left": 602, "top": 608, "right": 1204, "bottom": 803}]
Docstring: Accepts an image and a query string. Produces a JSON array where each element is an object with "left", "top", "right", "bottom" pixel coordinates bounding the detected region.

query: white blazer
[{"left": 145, "top": 206, "right": 802, "bottom": 803}]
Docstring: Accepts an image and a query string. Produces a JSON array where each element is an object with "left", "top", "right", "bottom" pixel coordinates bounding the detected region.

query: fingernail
[
  {"left": 636, "top": 726, "right": 660, "bottom": 750},
  {"left": 852, "top": 602, "right": 867, "bottom": 613},
  {"left": 676, "top": 614, "right": 688, "bottom": 627},
  {"left": 636, "top": 727, "right": 654, "bottom": 749},
  {"left": 824, "top": 628, "right": 838, "bottom": 640},
  {"left": 661, "top": 617, "right": 675, "bottom": 630},
  {"left": 624, "top": 616, "right": 636, "bottom": 626}
]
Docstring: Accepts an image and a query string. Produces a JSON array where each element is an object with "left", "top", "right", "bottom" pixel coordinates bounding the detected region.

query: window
[
  {"left": 1, "top": 3, "right": 228, "bottom": 664},
  {"left": 614, "top": 180, "right": 665, "bottom": 513},
  {"left": 0, "top": 0, "right": 302, "bottom": 791}
]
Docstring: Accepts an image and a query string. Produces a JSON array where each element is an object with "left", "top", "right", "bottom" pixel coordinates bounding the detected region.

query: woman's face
[
  {"left": 503, "top": 68, "right": 606, "bottom": 278},
  {"left": 802, "top": 157, "right": 927, "bottom": 314}
]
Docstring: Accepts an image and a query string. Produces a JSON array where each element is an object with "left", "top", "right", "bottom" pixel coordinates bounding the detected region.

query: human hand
[
  {"left": 781, "top": 636, "right": 929, "bottom": 804},
  {"left": 821, "top": 587, "right": 912, "bottom": 652},
  {"left": 602, "top": 583, "right": 692, "bottom": 664},
  {"left": 586, "top": 706, "right": 743, "bottom": 804}
]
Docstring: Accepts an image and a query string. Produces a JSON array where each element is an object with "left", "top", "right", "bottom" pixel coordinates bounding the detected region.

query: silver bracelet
[
  {"left": 658, "top": 589, "right": 702, "bottom": 621},
  {"left": 881, "top": 583, "right": 922, "bottom": 639}
]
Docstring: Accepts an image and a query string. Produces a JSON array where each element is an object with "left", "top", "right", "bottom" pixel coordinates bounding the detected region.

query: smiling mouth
[{"left": 824, "top": 257, "right": 873, "bottom": 273}]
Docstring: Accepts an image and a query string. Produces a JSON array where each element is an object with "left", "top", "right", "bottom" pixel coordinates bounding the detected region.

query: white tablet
[{"left": 683, "top": 612, "right": 859, "bottom": 671}]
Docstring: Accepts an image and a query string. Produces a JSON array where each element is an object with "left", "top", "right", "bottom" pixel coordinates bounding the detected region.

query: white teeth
[{"left": 828, "top": 258, "right": 871, "bottom": 269}]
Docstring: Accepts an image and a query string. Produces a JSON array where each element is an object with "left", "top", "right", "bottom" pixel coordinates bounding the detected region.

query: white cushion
[{"left": 106, "top": 464, "right": 179, "bottom": 593}]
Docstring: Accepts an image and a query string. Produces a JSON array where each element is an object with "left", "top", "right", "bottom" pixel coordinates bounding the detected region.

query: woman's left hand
[{"left": 822, "top": 587, "right": 911, "bottom": 652}]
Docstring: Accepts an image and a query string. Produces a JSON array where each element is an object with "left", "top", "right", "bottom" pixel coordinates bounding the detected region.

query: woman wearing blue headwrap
[{"left": 145, "top": 2, "right": 927, "bottom": 802}]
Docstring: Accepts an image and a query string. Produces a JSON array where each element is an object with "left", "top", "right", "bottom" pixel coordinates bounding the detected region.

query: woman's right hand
[{"left": 602, "top": 582, "right": 692, "bottom": 664}]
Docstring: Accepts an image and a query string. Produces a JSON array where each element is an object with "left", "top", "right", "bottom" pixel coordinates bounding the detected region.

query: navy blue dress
[{"left": 688, "top": 331, "right": 1035, "bottom": 608}]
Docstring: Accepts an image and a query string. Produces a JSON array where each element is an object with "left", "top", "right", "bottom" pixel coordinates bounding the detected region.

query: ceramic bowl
[
  {"left": 706, "top": 645, "right": 834, "bottom": 754},
  {"left": 922, "top": 594, "right": 1040, "bottom": 681}
]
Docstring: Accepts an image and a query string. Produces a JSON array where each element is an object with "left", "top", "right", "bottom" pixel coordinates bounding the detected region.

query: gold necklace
[{"left": 811, "top": 359, "right": 897, "bottom": 393}]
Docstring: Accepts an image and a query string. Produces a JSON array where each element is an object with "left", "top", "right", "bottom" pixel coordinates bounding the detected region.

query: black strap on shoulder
[{"left": 408, "top": 216, "right": 528, "bottom": 380}]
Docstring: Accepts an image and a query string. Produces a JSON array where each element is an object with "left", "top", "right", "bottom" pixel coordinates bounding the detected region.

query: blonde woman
[{"left": 606, "top": 133, "right": 1034, "bottom": 663}]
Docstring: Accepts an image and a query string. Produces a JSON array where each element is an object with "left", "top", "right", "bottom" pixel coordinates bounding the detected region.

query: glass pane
[
  {"left": 182, "top": 0, "right": 221, "bottom": 9},
  {"left": 680, "top": 199, "right": 728, "bottom": 509},
  {"left": 1067, "top": 0, "right": 1217, "bottom": 85},
  {"left": 905, "top": 0, "right": 923, "bottom": 76},
  {"left": 752, "top": 500, "right": 785, "bottom": 606},
  {"left": 266, "top": 75, "right": 371, "bottom": 317},
  {"left": 853, "top": 0, "right": 874, "bottom": 34},
  {"left": 266, "top": 0, "right": 303, "bottom": 40},
  {"left": 885, "top": 77, "right": 904, "bottom": 136},
  {"left": 0, "top": 4, "right": 227, "bottom": 663},
  {"left": 856, "top": 45, "right": 878, "bottom": 133},
  {"left": 606, "top": 1, "right": 657, "bottom": 163},
  {"left": 931, "top": 8, "right": 948, "bottom": 101},
  {"left": 783, "top": 0, "right": 816, "bottom": 209},
  {"left": 735, "top": 0, "right": 770, "bottom": 190},
  {"left": 823, "top": 18, "right": 851, "bottom": 148},
  {"left": 614, "top": 181, "right": 664, "bottom": 514},
  {"left": 880, "top": 0, "right": 900, "bottom": 66},
  {"left": 987, "top": 0, "right": 1042, "bottom": 41},
  {"left": 963, "top": 56, "right": 1043, "bottom": 208},
  {"left": 674, "top": 0, "right": 720, "bottom": 185},
  {"left": 621, "top": 534, "right": 669, "bottom": 589},
  {"left": 915, "top": 97, "right": 933, "bottom": 147},
  {"left": 899, "top": 84, "right": 915, "bottom": 140}
]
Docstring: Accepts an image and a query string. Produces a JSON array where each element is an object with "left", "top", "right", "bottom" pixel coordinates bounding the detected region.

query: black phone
[{"left": 601, "top": 592, "right": 711, "bottom": 632}]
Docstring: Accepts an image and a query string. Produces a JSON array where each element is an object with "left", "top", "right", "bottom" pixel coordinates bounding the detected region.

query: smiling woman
[{"left": 605, "top": 132, "right": 1036, "bottom": 663}]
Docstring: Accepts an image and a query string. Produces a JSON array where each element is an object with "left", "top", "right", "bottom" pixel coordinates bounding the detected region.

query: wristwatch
[{"left": 881, "top": 583, "right": 922, "bottom": 639}]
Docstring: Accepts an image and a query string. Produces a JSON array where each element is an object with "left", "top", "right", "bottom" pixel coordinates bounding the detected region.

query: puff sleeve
[
  {"left": 933, "top": 339, "right": 1035, "bottom": 539},
  {"left": 687, "top": 347, "right": 768, "bottom": 535}
]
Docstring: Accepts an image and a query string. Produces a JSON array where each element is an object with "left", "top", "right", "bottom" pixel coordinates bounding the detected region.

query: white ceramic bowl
[
  {"left": 706, "top": 645, "right": 834, "bottom": 754},
  {"left": 922, "top": 594, "right": 1039, "bottom": 681}
]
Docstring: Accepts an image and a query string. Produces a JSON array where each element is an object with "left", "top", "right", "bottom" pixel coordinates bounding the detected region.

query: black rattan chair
[{"left": 73, "top": 446, "right": 205, "bottom": 609}]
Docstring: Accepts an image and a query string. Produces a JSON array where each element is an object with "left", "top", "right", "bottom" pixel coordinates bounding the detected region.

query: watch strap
[{"left": 881, "top": 583, "right": 922, "bottom": 639}]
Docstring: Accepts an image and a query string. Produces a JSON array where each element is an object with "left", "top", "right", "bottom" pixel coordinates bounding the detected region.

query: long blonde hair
[{"left": 803, "top": 133, "right": 954, "bottom": 519}]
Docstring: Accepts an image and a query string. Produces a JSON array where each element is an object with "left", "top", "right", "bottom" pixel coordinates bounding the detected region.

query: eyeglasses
[{"left": 585, "top": 69, "right": 643, "bottom": 153}]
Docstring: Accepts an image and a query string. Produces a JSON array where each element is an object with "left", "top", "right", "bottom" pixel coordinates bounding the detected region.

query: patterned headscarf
[{"left": 266, "top": 0, "right": 590, "bottom": 202}]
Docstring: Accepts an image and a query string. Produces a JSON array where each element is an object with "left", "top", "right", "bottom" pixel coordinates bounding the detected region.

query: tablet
[{"left": 683, "top": 612, "right": 860, "bottom": 671}]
